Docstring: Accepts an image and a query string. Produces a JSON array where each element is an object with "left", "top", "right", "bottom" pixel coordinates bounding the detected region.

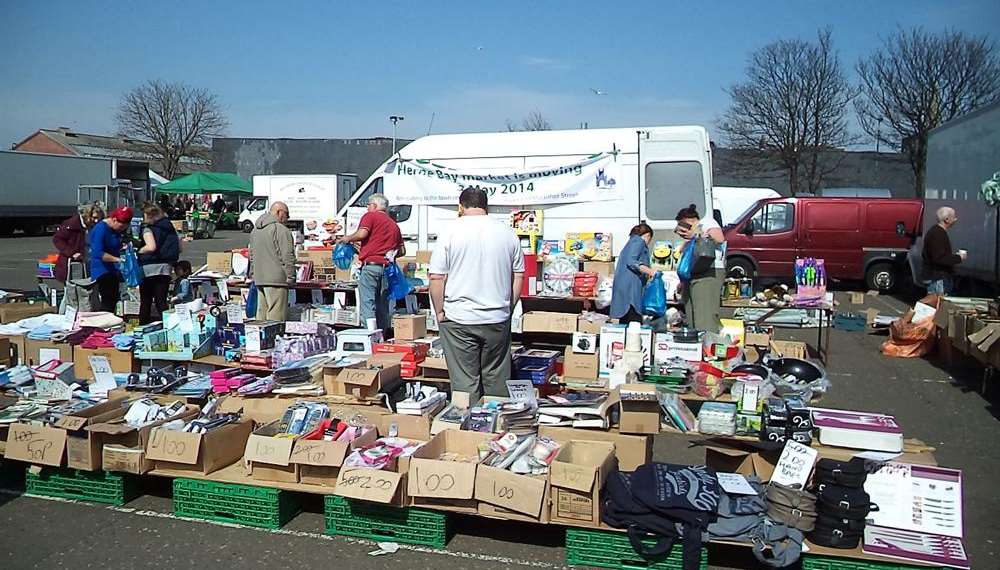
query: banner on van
[{"left": 383, "top": 152, "right": 622, "bottom": 205}]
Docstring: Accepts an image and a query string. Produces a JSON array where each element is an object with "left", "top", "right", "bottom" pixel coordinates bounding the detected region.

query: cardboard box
[
  {"left": 653, "top": 333, "right": 702, "bottom": 363},
  {"left": 294, "top": 426, "right": 378, "bottom": 487},
  {"left": 333, "top": 423, "right": 425, "bottom": 506},
  {"left": 4, "top": 397, "right": 127, "bottom": 468},
  {"left": 0, "top": 302, "right": 54, "bottom": 324},
  {"left": 475, "top": 466, "right": 549, "bottom": 519},
  {"left": 538, "top": 425, "right": 651, "bottom": 472},
  {"left": 297, "top": 249, "right": 334, "bottom": 269},
  {"left": 0, "top": 333, "right": 26, "bottom": 365},
  {"left": 522, "top": 311, "right": 579, "bottom": 334},
  {"left": 244, "top": 422, "right": 303, "bottom": 484},
  {"left": 146, "top": 419, "right": 253, "bottom": 475},
  {"left": 91, "top": 403, "right": 201, "bottom": 474},
  {"left": 618, "top": 384, "right": 661, "bottom": 435},
  {"left": 599, "top": 324, "right": 652, "bottom": 377},
  {"left": 563, "top": 346, "right": 599, "bottom": 381},
  {"left": 549, "top": 441, "right": 617, "bottom": 527},
  {"left": 704, "top": 445, "right": 779, "bottom": 482},
  {"left": 408, "top": 430, "right": 491, "bottom": 511},
  {"left": 392, "top": 314, "right": 427, "bottom": 341},
  {"left": 744, "top": 331, "right": 772, "bottom": 348},
  {"left": 216, "top": 396, "right": 296, "bottom": 424},
  {"left": 0, "top": 337, "right": 11, "bottom": 366},
  {"left": 206, "top": 251, "right": 233, "bottom": 274},
  {"left": 415, "top": 250, "right": 433, "bottom": 264},
  {"left": 583, "top": 261, "right": 614, "bottom": 277},
  {"left": 377, "top": 413, "right": 433, "bottom": 443},
  {"left": 73, "top": 347, "right": 138, "bottom": 381},
  {"left": 327, "top": 354, "right": 404, "bottom": 400},
  {"left": 24, "top": 339, "right": 74, "bottom": 366},
  {"left": 769, "top": 340, "right": 808, "bottom": 360},
  {"left": 578, "top": 314, "right": 609, "bottom": 335}
]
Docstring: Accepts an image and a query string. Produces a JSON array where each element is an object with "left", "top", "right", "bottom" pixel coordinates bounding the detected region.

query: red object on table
[{"left": 522, "top": 254, "right": 538, "bottom": 297}]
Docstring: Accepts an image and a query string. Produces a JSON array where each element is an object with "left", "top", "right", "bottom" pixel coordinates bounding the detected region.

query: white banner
[{"left": 383, "top": 152, "right": 622, "bottom": 206}]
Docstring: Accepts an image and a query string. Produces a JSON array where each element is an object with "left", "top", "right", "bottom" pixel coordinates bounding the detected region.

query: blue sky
[{"left": 1, "top": 0, "right": 997, "bottom": 148}]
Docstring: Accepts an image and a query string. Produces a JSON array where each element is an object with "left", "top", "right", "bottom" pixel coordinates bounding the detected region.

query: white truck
[
  {"left": 335, "top": 126, "right": 714, "bottom": 254},
  {"left": 712, "top": 186, "right": 780, "bottom": 226},
  {"left": 239, "top": 174, "right": 358, "bottom": 246},
  {"left": 922, "top": 101, "right": 1000, "bottom": 288}
]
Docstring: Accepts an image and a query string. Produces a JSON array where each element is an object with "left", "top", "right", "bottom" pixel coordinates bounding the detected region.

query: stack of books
[{"left": 537, "top": 393, "right": 614, "bottom": 429}]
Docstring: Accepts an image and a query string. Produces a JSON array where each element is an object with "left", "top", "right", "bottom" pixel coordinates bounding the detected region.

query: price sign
[
  {"left": 506, "top": 379, "right": 537, "bottom": 405},
  {"left": 176, "top": 305, "right": 194, "bottom": 332},
  {"left": 217, "top": 279, "right": 230, "bottom": 302},
  {"left": 335, "top": 467, "right": 401, "bottom": 503},
  {"left": 226, "top": 303, "right": 245, "bottom": 324},
  {"left": 770, "top": 440, "right": 819, "bottom": 488},
  {"left": 88, "top": 355, "right": 117, "bottom": 397}
]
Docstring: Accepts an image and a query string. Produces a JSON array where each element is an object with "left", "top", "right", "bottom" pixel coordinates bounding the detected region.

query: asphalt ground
[{"left": 0, "top": 233, "right": 998, "bottom": 568}]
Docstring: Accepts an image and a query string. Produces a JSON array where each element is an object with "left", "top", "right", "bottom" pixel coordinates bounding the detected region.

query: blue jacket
[
  {"left": 610, "top": 235, "right": 650, "bottom": 318},
  {"left": 88, "top": 221, "right": 122, "bottom": 280}
]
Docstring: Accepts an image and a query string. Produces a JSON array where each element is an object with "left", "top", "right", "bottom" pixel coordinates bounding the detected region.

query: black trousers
[
  {"left": 139, "top": 274, "right": 171, "bottom": 324},
  {"left": 96, "top": 273, "right": 121, "bottom": 313}
]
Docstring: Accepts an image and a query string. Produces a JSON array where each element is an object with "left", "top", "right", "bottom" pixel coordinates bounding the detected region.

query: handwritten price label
[
  {"left": 6, "top": 424, "right": 66, "bottom": 466},
  {"left": 336, "top": 468, "right": 400, "bottom": 503},
  {"left": 146, "top": 428, "right": 200, "bottom": 464}
]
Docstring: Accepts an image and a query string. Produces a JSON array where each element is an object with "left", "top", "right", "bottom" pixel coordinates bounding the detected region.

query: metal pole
[{"left": 389, "top": 115, "right": 404, "bottom": 155}]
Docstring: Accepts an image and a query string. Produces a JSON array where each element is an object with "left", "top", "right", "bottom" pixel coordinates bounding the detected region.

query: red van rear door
[{"left": 800, "top": 200, "right": 863, "bottom": 279}]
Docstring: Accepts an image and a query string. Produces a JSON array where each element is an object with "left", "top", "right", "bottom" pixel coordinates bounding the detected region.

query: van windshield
[{"left": 352, "top": 177, "right": 383, "bottom": 207}]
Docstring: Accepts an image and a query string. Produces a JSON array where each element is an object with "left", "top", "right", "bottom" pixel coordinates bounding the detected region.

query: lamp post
[{"left": 389, "top": 115, "right": 404, "bottom": 155}]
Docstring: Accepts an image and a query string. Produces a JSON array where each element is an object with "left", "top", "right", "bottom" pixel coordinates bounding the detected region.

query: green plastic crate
[
  {"left": 802, "top": 554, "right": 955, "bottom": 570},
  {"left": 25, "top": 467, "right": 137, "bottom": 505},
  {"left": 324, "top": 495, "right": 449, "bottom": 548},
  {"left": 173, "top": 478, "right": 300, "bottom": 529},
  {"left": 566, "top": 527, "right": 707, "bottom": 570}
]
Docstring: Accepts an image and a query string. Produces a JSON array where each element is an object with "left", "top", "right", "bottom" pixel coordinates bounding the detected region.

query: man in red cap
[{"left": 89, "top": 206, "right": 133, "bottom": 312}]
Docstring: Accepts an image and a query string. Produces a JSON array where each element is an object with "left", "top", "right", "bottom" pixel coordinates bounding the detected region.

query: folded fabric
[
  {"left": 1, "top": 313, "right": 74, "bottom": 335},
  {"left": 80, "top": 330, "right": 116, "bottom": 349},
  {"left": 77, "top": 312, "right": 124, "bottom": 330},
  {"left": 111, "top": 334, "right": 136, "bottom": 350},
  {"left": 27, "top": 324, "right": 57, "bottom": 341}
]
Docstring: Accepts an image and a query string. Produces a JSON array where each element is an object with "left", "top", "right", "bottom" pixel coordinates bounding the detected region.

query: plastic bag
[
  {"left": 677, "top": 240, "right": 695, "bottom": 281},
  {"left": 245, "top": 282, "right": 258, "bottom": 318},
  {"left": 120, "top": 243, "right": 143, "bottom": 287},
  {"left": 385, "top": 262, "right": 413, "bottom": 301},
  {"left": 881, "top": 296, "right": 939, "bottom": 358},
  {"left": 595, "top": 275, "right": 613, "bottom": 309},
  {"left": 332, "top": 243, "right": 355, "bottom": 270},
  {"left": 641, "top": 271, "right": 666, "bottom": 317}
]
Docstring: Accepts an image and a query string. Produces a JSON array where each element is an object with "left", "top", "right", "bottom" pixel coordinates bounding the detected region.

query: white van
[
  {"left": 239, "top": 174, "right": 357, "bottom": 245},
  {"left": 336, "top": 126, "right": 713, "bottom": 254},
  {"left": 712, "top": 186, "right": 780, "bottom": 226}
]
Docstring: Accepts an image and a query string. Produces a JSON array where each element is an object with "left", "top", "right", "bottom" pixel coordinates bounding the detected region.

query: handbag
[
  {"left": 245, "top": 283, "right": 259, "bottom": 318},
  {"left": 809, "top": 516, "right": 864, "bottom": 549},
  {"left": 765, "top": 482, "right": 818, "bottom": 532},
  {"left": 814, "top": 458, "right": 868, "bottom": 489},
  {"left": 815, "top": 484, "right": 878, "bottom": 520},
  {"left": 690, "top": 236, "right": 717, "bottom": 276}
]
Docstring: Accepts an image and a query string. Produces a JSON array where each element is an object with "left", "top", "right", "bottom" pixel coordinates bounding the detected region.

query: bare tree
[
  {"left": 505, "top": 111, "right": 552, "bottom": 132},
  {"left": 115, "top": 80, "right": 228, "bottom": 179},
  {"left": 719, "top": 29, "right": 854, "bottom": 195},
  {"left": 856, "top": 29, "right": 1000, "bottom": 196}
]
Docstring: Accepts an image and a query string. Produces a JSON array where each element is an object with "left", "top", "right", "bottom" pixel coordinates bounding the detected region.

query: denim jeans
[
  {"left": 926, "top": 277, "right": 953, "bottom": 295},
  {"left": 358, "top": 264, "right": 391, "bottom": 331}
]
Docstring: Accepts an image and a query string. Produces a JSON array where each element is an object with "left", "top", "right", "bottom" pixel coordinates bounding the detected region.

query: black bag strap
[{"left": 627, "top": 525, "right": 675, "bottom": 559}]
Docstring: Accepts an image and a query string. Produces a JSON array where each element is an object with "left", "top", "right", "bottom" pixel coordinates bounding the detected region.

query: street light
[{"left": 389, "top": 115, "right": 405, "bottom": 155}]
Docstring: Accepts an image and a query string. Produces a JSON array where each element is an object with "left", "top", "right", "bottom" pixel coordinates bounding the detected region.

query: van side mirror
[{"left": 742, "top": 223, "right": 755, "bottom": 236}]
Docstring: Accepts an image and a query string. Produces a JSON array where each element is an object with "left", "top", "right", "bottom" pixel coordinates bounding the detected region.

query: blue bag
[
  {"left": 385, "top": 262, "right": 413, "bottom": 301},
  {"left": 641, "top": 271, "right": 666, "bottom": 317},
  {"left": 245, "top": 283, "right": 258, "bottom": 318},
  {"left": 120, "top": 243, "right": 143, "bottom": 287},
  {"left": 332, "top": 243, "right": 356, "bottom": 271},
  {"left": 677, "top": 240, "right": 696, "bottom": 281}
]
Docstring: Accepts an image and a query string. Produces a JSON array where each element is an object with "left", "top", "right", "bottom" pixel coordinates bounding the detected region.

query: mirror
[{"left": 742, "top": 222, "right": 755, "bottom": 236}]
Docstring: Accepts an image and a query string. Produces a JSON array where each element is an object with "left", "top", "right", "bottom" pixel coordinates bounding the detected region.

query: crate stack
[
  {"left": 173, "top": 478, "right": 300, "bottom": 529},
  {"left": 324, "top": 495, "right": 449, "bottom": 548},
  {"left": 26, "top": 467, "right": 138, "bottom": 506}
]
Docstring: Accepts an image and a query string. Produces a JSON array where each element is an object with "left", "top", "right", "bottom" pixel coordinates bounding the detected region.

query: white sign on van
[{"left": 384, "top": 153, "right": 623, "bottom": 206}]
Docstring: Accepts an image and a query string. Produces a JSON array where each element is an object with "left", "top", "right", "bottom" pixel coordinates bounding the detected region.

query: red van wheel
[
  {"left": 866, "top": 262, "right": 896, "bottom": 291},
  {"left": 727, "top": 258, "right": 755, "bottom": 279}
]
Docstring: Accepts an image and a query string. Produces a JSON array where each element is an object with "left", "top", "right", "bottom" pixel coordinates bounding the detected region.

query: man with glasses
[{"left": 249, "top": 201, "right": 296, "bottom": 321}]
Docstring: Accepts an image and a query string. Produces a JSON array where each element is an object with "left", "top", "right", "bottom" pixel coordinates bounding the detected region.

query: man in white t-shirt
[{"left": 429, "top": 187, "right": 525, "bottom": 401}]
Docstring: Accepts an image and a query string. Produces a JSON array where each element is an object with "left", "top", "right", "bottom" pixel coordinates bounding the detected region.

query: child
[{"left": 170, "top": 260, "right": 194, "bottom": 304}]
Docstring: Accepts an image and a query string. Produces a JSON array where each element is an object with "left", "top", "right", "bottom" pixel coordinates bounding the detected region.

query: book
[
  {"left": 811, "top": 407, "right": 903, "bottom": 452},
  {"left": 537, "top": 393, "right": 614, "bottom": 420}
]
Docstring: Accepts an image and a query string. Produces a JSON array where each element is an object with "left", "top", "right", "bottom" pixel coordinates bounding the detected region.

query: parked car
[{"left": 724, "top": 197, "right": 924, "bottom": 291}]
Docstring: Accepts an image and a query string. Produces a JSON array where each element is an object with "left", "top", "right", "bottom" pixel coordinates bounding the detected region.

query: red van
[{"left": 723, "top": 197, "right": 923, "bottom": 291}]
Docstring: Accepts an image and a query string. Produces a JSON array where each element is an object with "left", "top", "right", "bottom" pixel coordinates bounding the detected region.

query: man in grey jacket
[{"left": 249, "top": 202, "right": 295, "bottom": 321}]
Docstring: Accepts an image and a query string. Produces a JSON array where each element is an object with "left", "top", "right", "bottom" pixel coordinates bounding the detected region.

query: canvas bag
[{"left": 64, "top": 277, "right": 101, "bottom": 312}]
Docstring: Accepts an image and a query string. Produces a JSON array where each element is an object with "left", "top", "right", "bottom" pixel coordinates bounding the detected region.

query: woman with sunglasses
[
  {"left": 52, "top": 203, "right": 104, "bottom": 283},
  {"left": 675, "top": 204, "right": 726, "bottom": 332}
]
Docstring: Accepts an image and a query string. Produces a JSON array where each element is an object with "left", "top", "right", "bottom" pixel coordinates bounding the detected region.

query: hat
[{"left": 110, "top": 206, "right": 133, "bottom": 223}]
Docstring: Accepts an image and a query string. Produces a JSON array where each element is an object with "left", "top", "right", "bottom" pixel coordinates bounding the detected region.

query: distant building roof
[{"left": 15, "top": 127, "right": 210, "bottom": 177}]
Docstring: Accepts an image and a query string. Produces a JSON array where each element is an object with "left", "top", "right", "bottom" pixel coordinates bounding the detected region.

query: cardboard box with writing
[
  {"left": 578, "top": 314, "right": 609, "bottom": 335},
  {"left": 146, "top": 420, "right": 253, "bottom": 475},
  {"left": 4, "top": 397, "right": 127, "bottom": 468},
  {"left": 0, "top": 333, "right": 26, "bottom": 366},
  {"left": 244, "top": 421, "right": 303, "bottom": 484},
  {"left": 769, "top": 340, "right": 808, "bottom": 360},
  {"left": 73, "top": 347, "right": 138, "bottom": 381},
  {"left": 294, "top": 426, "right": 378, "bottom": 487},
  {"left": 408, "top": 430, "right": 491, "bottom": 513},
  {"left": 549, "top": 441, "right": 617, "bottom": 527},
  {"left": 600, "top": 323, "right": 652, "bottom": 377},
  {"left": 206, "top": 251, "right": 233, "bottom": 274},
  {"left": 328, "top": 354, "right": 404, "bottom": 401},
  {"left": 216, "top": 395, "right": 296, "bottom": 424},
  {"left": 0, "top": 303, "right": 54, "bottom": 324},
  {"left": 475, "top": 466, "right": 550, "bottom": 521},
  {"left": 392, "top": 314, "right": 427, "bottom": 341},
  {"left": 618, "top": 385, "right": 661, "bottom": 435},
  {"left": 24, "top": 338, "right": 74, "bottom": 366},
  {"left": 704, "top": 445, "right": 778, "bottom": 482},
  {"left": 563, "top": 346, "right": 599, "bottom": 381},
  {"left": 522, "top": 311, "right": 579, "bottom": 334},
  {"left": 331, "top": 411, "right": 429, "bottom": 505},
  {"left": 538, "top": 425, "right": 651, "bottom": 472},
  {"left": 90, "top": 403, "right": 201, "bottom": 474}
]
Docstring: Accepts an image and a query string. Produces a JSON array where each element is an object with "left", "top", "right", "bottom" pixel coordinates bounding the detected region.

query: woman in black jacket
[{"left": 137, "top": 204, "right": 181, "bottom": 324}]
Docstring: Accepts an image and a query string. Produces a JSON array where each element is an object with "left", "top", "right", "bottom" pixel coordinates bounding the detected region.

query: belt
[{"left": 363, "top": 261, "right": 388, "bottom": 267}]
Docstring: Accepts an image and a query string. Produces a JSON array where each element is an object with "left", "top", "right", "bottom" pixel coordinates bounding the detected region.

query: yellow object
[
  {"left": 720, "top": 318, "right": 745, "bottom": 346},
  {"left": 565, "top": 232, "right": 612, "bottom": 261}
]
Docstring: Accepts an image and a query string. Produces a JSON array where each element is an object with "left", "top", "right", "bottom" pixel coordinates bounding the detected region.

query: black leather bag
[
  {"left": 690, "top": 236, "right": 717, "bottom": 277},
  {"left": 815, "top": 484, "right": 878, "bottom": 520},
  {"left": 814, "top": 458, "right": 868, "bottom": 488},
  {"left": 809, "top": 519, "right": 864, "bottom": 549}
]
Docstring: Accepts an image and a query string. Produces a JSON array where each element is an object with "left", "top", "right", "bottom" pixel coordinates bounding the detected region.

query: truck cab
[
  {"left": 724, "top": 197, "right": 923, "bottom": 291},
  {"left": 238, "top": 196, "right": 269, "bottom": 232}
]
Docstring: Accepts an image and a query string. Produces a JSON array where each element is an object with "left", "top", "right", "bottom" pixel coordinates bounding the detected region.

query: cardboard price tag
[
  {"left": 244, "top": 434, "right": 294, "bottom": 467},
  {"left": 89, "top": 355, "right": 117, "bottom": 396},
  {"left": 505, "top": 379, "right": 537, "bottom": 405},
  {"left": 225, "top": 303, "right": 245, "bottom": 324},
  {"left": 145, "top": 427, "right": 201, "bottom": 464},
  {"left": 335, "top": 467, "right": 401, "bottom": 503},
  {"left": 217, "top": 279, "right": 230, "bottom": 302},
  {"left": 475, "top": 465, "right": 547, "bottom": 517},
  {"left": 5, "top": 423, "right": 66, "bottom": 466},
  {"left": 408, "top": 459, "right": 476, "bottom": 499}
]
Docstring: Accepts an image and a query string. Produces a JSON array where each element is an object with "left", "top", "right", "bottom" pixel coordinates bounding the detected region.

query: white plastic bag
[{"left": 595, "top": 275, "right": 613, "bottom": 309}]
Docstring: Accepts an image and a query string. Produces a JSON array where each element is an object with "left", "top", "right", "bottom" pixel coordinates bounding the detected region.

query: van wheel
[
  {"left": 866, "top": 262, "right": 896, "bottom": 291},
  {"left": 241, "top": 220, "right": 254, "bottom": 233},
  {"left": 727, "top": 258, "right": 755, "bottom": 279}
]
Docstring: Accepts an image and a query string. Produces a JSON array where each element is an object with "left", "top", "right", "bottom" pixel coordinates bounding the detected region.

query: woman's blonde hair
[{"left": 81, "top": 203, "right": 105, "bottom": 221}]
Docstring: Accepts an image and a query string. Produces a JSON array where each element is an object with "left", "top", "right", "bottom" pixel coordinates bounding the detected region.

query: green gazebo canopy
[{"left": 155, "top": 171, "right": 252, "bottom": 194}]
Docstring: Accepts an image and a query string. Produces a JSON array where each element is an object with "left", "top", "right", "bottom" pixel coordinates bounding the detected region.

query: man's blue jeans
[
  {"left": 926, "top": 277, "right": 953, "bottom": 295},
  {"left": 359, "top": 264, "right": 391, "bottom": 331}
]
